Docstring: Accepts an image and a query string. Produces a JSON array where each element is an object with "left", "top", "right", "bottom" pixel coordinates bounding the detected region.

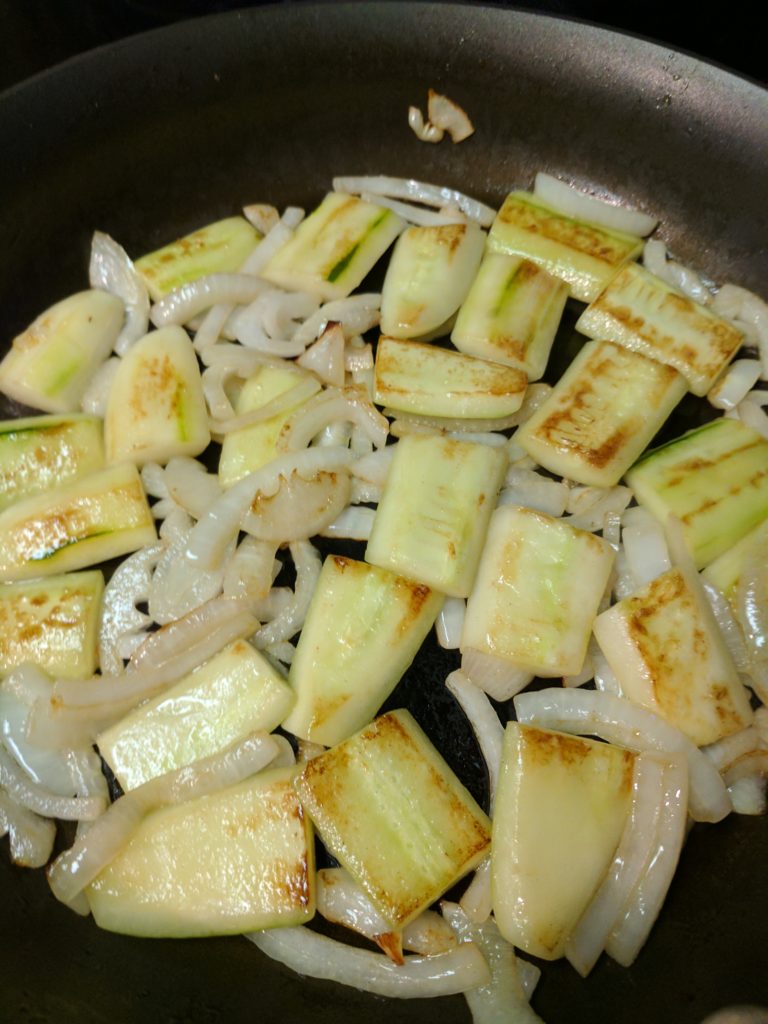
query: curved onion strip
[
  {"left": 280, "top": 387, "right": 388, "bottom": 451},
  {"left": 734, "top": 538, "right": 768, "bottom": 663},
  {"left": 736, "top": 397, "right": 768, "bottom": 440},
  {"left": 332, "top": 176, "right": 496, "bottom": 227},
  {"left": 361, "top": 192, "right": 466, "bottom": 227},
  {"left": 242, "top": 469, "right": 351, "bottom": 543},
  {"left": 713, "top": 283, "right": 768, "bottom": 377},
  {"left": 89, "top": 231, "right": 150, "bottom": 354},
  {"left": 642, "top": 239, "right": 713, "bottom": 305},
  {"left": 459, "top": 857, "right": 493, "bottom": 924},
  {"left": 441, "top": 902, "right": 544, "bottom": 1023},
  {"left": 621, "top": 506, "right": 671, "bottom": 589},
  {"left": 436, "top": 598, "right": 466, "bottom": 649},
  {"left": 246, "top": 926, "right": 490, "bottom": 998},
  {"left": 210, "top": 376, "right": 321, "bottom": 436},
  {"left": 48, "top": 731, "right": 278, "bottom": 904},
  {"left": 701, "top": 580, "right": 751, "bottom": 672},
  {"left": 0, "top": 747, "right": 105, "bottom": 822},
  {"left": 564, "top": 486, "right": 632, "bottom": 532},
  {"left": 151, "top": 274, "right": 269, "bottom": 327},
  {"left": 387, "top": 408, "right": 520, "bottom": 434},
  {"left": 148, "top": 537, "right": 230, "bottom": 626},
  {"left": 99, "top": 544, "right": 165, "bottom": 675},
  {"left": 702, "top": 727, "right": 760, "bottom": 773},
  {"left": 242, "top": 204, "right": 279, "bottom": 234},
  {"left": 350, "top": 446, "right": 395, "bottom": 486},
  {"left": 534, "top": 173, "right": 657, "bottom": 237},
  {"left": 253, "top": 540, "right": 321, "bottom": 648},
  {"left": 728, "top": 775, "right": 767, "bottom": 815},
  {"left": 27, "top": 700, "right": 132, "bottom": 752},
  {"left": 296, "top": 322, "right": 346, "bottom": 386},
  {"left": 461, "top": 649, "right": 533, "bottom": 702},
  {"left": 722, "top": 749, "right": 768, "bottom": 786},
  {"left": 163, "top": 458, "right": 222, "bottom": 519},
  {"left": 445, "top": 671, "right": 503, "bottom": 803},
  {"left": 427, "top": 90, "right": 474, "bottom": 143},
  {"left": 222, "top": 537, "right": 278, "bottom": 603},
  {"left": 320, "top": 505, "right": 376, "bottom": 541},
  {"left": 708, "top": 359, "right": 762, "bottom": 410},
  {"left": 292, "top": 293, "right": 381, "bottom": 347},
  {"left": 606, "top": 754, "right": 689, "bottom": 966},
  {"left": 80, "top": 357, "right": 120, "bottom": 416},
  {"left": 592, "top": 646, "right": 623, "bottom": 696},
  {"left": 0, "top": 788, "right": 56, "bottom": 867},
  {"left": 193, "top": 302, "right": 235, "bottom": 353},
  {"left": 407, "top": 105, "right": 444, "bottom": 143},
  {"left": 513, "top": 688, "right": 730, "bottom": 822},
  {"left": 565, "top": 753, "right": 666, "bottom": 977},
  {"left": 402, "top": 911, "right": 457, "bottom": 956},
  {"left": 317, "top": 867, "right": 404, "bottom": 963},
  {"left": 199, "top": 340, "right": 284, "bottom": 373},
  {"left": 499, "top": 470, "right": 568, "bottom": 517}
]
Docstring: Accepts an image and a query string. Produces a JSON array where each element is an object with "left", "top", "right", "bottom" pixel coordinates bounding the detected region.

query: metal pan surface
[{"left": 0, "top": 4, "right": 766, "bottom": 1023}]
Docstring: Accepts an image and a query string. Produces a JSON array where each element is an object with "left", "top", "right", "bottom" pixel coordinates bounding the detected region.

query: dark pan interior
[{"left": 0, "top": 4, "right": 767, "bottom": 1023}]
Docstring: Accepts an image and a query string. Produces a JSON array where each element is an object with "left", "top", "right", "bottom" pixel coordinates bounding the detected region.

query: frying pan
[{"left": 0, "top": 4, "right": 766, "bottom": 1022}]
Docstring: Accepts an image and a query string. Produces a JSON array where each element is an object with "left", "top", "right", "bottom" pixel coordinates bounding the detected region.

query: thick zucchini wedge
[
  {"left": 492, "top": 722, "right": 634, "bottom": 960},
  {"left": 365, "top": 435, "right": 507, "bottom": 597},
  {"left": 380, "top": 221, "right": 485, "bottom": 339},
  {"left": 295, "top": 709, "right": 490, "bottom": 929},
  {"left": 0, "top": 290, "right": 123, "bottom": 413},
  {"left": 97, "top": 640, "right": 295, "bottom": 791},
  {"left": 0, "top": 570, "right": 103, "bottom": 679},
  {"left": 0, "top": 414, "right": 104, "bottom": 512},
  {"left": 104, "top": 326, "right": 210, "bottom": 467},
  {"left": 135, "top": 216, "right": 260, "bottom": 301},
  {"left": 462, "top": 505, "right": 615, "bottom": 677},
  {"left": 0, "top": 462, "right": 156, "bottom": 581},
  {"left": 260, "top": 192, "right": 404, "bottom": 301},
  {"left": 282, "top": 556, "right": 443, "bottom": 747},
  {"left": 87, "top": 766, "right": 315, "bottom": 937},
  {"left": 702, "top": 519, "right": 768, "bottom": 601},
  {"left": 451, "top": 253, "right": 568, "bottom": 379},
  {"left": 576, "top": 262, "right": 744, "bottom": 396},
  {"left": 625, "top": 417, "right": 768, "bottom": 569},
  {"left": 373, "top": 336, "right": 527, "bottom": 419},
  {"left": 593, "top": 567, "right": 752, "bottom": 746},
  {"left": 515, "top": 340, "right": 686, "bottom": 487},
  {"left": 487, "top": 192, "right": 643, "bottom": 302}
]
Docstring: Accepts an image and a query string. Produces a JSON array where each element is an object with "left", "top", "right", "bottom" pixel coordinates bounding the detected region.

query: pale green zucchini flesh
[
  {"left": 487, "top": 192, "right": 643, "bottom": 302},
  {"left": 282, "top": 555, "right": 443, "bottom": 747},
  {"left": 87, "top": 766, "right": 315, "bottom": 937},
  {"left": 295, "top": 709, "right": 490, "bottom": 929},
  {"left": 702, "top": 520, "right": 768, "bottom": 602},
  {"left": 515, "top": 339, "right": 687, "bottom": 487},
  {"left": 576, "top": 262, "right": 744, "bottom": 396}
]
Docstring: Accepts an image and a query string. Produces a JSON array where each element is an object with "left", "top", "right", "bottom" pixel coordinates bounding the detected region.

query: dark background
[{"left": 0, "top": 0, "right": 764, "bottom": 94}]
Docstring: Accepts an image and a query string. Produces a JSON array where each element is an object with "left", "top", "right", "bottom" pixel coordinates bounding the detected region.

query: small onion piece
[
  {"left": 713, "top": 283, "right": 768, "bottom": 378},
  {"left": 317, "top": 867, "right": 404, "bottom": 963},
  {"left": 253, "top": 540, "right": 322, "bottom": 648},
  {"left": 407, "top": 105, "right": 444, "bottom": 143},
  {"left": 702, "top": 727, "right": 761, "bottom": 773},
  {"left": 281, "top": 387, "right": 389, "bottom": 452},
  {"left": 361, "top": 192, "right": 466, "bottom": 227},
  {"left": 242, "top": 203, "right": 280, "bottom": 234},
  {"left": 80, "top": 357, "right": 121, "bottom": 416},
  {"left": 297, "top": 322, "right": 346, "bottom": 386},
  {"left": 427, "top": 89, "right": 475, "bottom": 143},
  {"left": 89, "top": 231, "right": 150, "bottom": 354},
  {"left": 209, "top": 375, "right": 321, "bottom": 436},
  {"left": 0, "top": 787, "right": 56, "bottom": 867},
  {"left": 445, "top": 671, "right": 504, "bottom": 803},
  {"left": 151, "top": 274, "right": 269, "bottom": 328},
  {"left": 242, "top": 468, "right": 352, "bottom": 543},
  {"left": 332, "top": 176, "right": 496, "bottom": 227},
  {"left": 534, "top": 173, "right": 657, "bottom": 237},
  {"left": 728, "top": 775, "right": 767, "bottom": 815},
  {"left": 292, "top": 293, "right": 381, "bottom": 348},
  {"left": 436, "top": 598, "right": 466, "bottom": 650},
  {"left": 621, "top": 506, "right": 672, "bottom": 589},
  {"left": 708, "top": 359, "right": 763, "bottom": 410},
  {"left": 320, "top": 506, "right": 376, "bottom": 541},
  {"left": 564, "top": 486, "right": 632, "bottom": 532},
  {"left": 736, "top": 396, "right": 768, "bottom": 440},
  {"left": 245, "top": 925, "right": 490, "bottom": 998},
  {"left": 461, "top": 649, "right": 533, "bottom": 702},
  {"left": 0, "top": 747, "right": 105, "bottom": 822},
  {"left": 460, "top": 857, "right": 493, "bottom": 925},
  {"left": 499, "top": 469, "right": 569, "bottom": 517},
  {"left": 642, "top": 239, "right": 714, "bottom": 305}
]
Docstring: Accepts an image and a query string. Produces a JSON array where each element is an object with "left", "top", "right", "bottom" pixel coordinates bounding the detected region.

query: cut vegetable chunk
[
  {"left": 515, "top": 340, "right": 686, "bottom": 487},
  {"left": 626, "top": 417, "right": 768, "bottom": 569},
  {"left": 0, "top": 290, "right": 124, "bottom": 413},
  {"left": 282, "top": 556, "right": 443, "bottom": 746},
  {"left": 373, "top": 336, "right": 526, "bottom": 419},
  {"left": 97, "top": 640, "right": 295, "bottom": 791},
  {"left": 0, "top": 414, "right": 104, "bottom": 511},
  {"left": 462, "top": 505, "right": 614, "bottom": 676},
  {"left": 0, "top": 463, "right": 156, "bottom": 581},
  {"left": 576, "top": 262, "right": 744, "bottom": 396},
  {"left": 703, "top": 519, "right": 768, "bottom": 601},
  {"left": 87, "top": 766, "right": 314, "bottom": 937},
  {"left": 0, "top": 570, "right": 103, "bottom": 679},
  {"left": 135, "top": 216, "right": 260, "bottom": 301},
  {"left": 451, "top": 253, "right": 568, "bottom": 379},
  {"left": 380, "top": 221, "right": 485, "bottom": 338},
  {"left": 104, "top": 326, "right": 210, "bottom": 466},
  {"left": 260, "top": 192, "right": 403, "bottom": 300},
  {"left": 295, "top": 709, "right": 490, "bottom": 929},
  {"left": 487, "top": 192, "right": 643, "bottom": 302},
  {"left": 492, "top": 722, "right": 634, "bottom": 960},
  {"left": 365, "top": 435, "right": 507, "bottom": 597},
  {"left": 593, "top": 567, "right": 752, "bottom": 746}
]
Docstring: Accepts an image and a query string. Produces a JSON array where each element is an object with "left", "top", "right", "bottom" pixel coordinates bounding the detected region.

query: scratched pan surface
[{"left": 0, "top": 4, "right": 767, "bottom": 1023}]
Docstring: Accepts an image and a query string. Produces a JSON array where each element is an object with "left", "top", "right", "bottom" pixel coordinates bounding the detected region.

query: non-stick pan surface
[{"left": 0, "top": 4, "right": 766, "bottom": 1023}]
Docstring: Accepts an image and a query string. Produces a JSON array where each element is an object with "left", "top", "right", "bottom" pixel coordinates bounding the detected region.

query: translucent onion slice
[
  {"left": 151, "top": 274, "right": 269, "bottom": 328},
  {"left": 499, "top": 469, "right": 569, "bottom": 517},
  {"left": 459, "top": 857, "right": 493, "bottom": 924},
  {"left": 722, "top": 749, "right": 768, "bottom": 787},
  {"left": 0, "top": 747, "right": 105, "bottom": 822},
  {"left": 734, "top": 535, "right": 768, "bottom": 666},
  {"left": 317, "top": 867, "right": 405, "bottom": 963},
  {"left": 514, "top": 688, "right": 731, "bottom": 822},
  {"left": 222, "top": 537, "right": 278, "bottom": 602},
  {"left": 242, "top": 469, "right": 352, "bottom": 543},
  {"left": 349, "top": 446, "right": 395, "bottom": 487},
  {"left": 713, "top": 283, "right": 768, "bottom": 378},
  {"left": 534, "top": 173, "right": 657, "bottom": 237},
  {"left": 296, "top": 322, "right": 346, "bottom": 387},
  {"left": 427, "top": 90, "right": 475, "bottom": 143},
  {"left": 642, "top": 239, "right": 714, "bottom": 305},
  {"left": 246, "top": 926, "right": 490, "bottom": 998},
  {"left": 728, "top": 775, "right": 767, "bottom": 815},
  {"left": 436, "top": 598, "right": 466, "bottom": 650},
  {"left": 402, "top": 910, "right": 457, "bottom": 956},
  {"left": 360, "top": 192, "right": 466, "bottom": 227},
  {"left": 447, "top": 431, "right": 508, "bottom": 448},
  {"left": 461, "top": 649, "right": 533, "bottom": 702},
  {"left": 148, "top": 536, "right": 229, "bottom": 626},
  {"left": 253, "top": 540, "right": 322, "bottom": 648},
  {"left": 621, "top": 506, "right": 671, "bottom": 589},
  {"left": 702, "top": 727, "right": 761, "bottom": 773},
  {"left": 280, "top": 387, "right": 389, "bottom": 451},
  {"left": 445, "top": 671, "right": 503, "bottom": 803},
  {"left": 708, "top": 359, "right": 763, "bottom": 410},
  {"left": 332, "top": 176, "right": 496, "bottom": 227},
  {"left": 48, "top": 731, "right": 279, "bottom": 904},
  {"left": 388, "top": 409, "right": 520, "bottom": 435},
  {"left": 89, "top": 231, "right": 150, "bottom": 354},
  {"left": 292, "top": 293, "right": 381, "bottom": 347},
  {"left": 163, "top": 457, "right": 222, "bottom": 519},
  {"left": 0, "top": 787, "right": 56, "bottom": 867},
  {"left": 408, "top": 106, "right": 444, "bottom": 143},
  {"left": 80, "top": 356, "right": 120, "bottom": 416},
  {"left": 564, "top": 485, "right": 633, "bottom": 532},
  {"left": 210, "top": 375, "right": 321, "bottom": 435},
  {"left": 320, "top": 506, "right": 376, "bottom": 541},
  {"left": 242, "top": 203, "right": 280, "bottom": 235},
  {"left": 701, "top": 580, "right": 751, "bottom": 673},
  {"left": 736, "top": 396, "right": 768, "bottom": 440}
]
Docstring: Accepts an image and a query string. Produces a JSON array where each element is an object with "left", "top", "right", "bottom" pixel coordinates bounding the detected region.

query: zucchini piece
[
  {"left": 0, "top": 462, "right": 156, "bottom": 581},
  {"left": 104, "top": 325, "right": 210, "bottom": 466},
  {"left": 134, "top": 216, "right": 260, "bottom": 301},
  {"left": 97, "top": 639, "right": 295, "bottom": 791},
  {"left": 702, "top": 519, "right": 768, "bottom": 601},
  {"left": 260, "top": 192, "right": 404, "bottom": 301},
  {"left": 575, "top": 262, "right": 744, "bottom": 396},
  {"left": 87, "top": 765, "right": 315, "bottom": 937},
  {"left": 380, "top": 222, "right": 485, "bottom": 339},
  {"left": 451, "top": 253, "right": 568, "bottom": 380},
  {"left": 0, "top": 290, "right": 123, "bottom": 413},
  {"left": 593, "top": 567, "right": 752, "bottom": 746},
  {"left": 373, "top": 336, "right": 527, "bottom": 419},
  {"left": 515, "top": 340, "right": 687, "bottom": 487},
  {"left": 295, "top": 709, "right": 490, "bottom": 929},
  {"left": 625, "top": 417, "right": 768, "bottom": 569},
  {"left": 0, "top": 570, "right": 103, "bottom": 679},
  {"left": 0, "top": 414, "right": 104, "bottom": 512},
  {"left": 218, "top": 364, "right": 316, "bottom": 487},
  {"left": 492, "top": 722, "right": 634, "bottom": 960},
  {"left": 462, "top": 505, "right": 614, "bottom": 677},
  {"left": 282, "top": 555, "right": 443, "bottom": 747},
  {"left": 365, "top": 435, "right": 507, "bottom": 597},
  {"left": 487, "top": 192, "right": 643, "bottom": 302}
]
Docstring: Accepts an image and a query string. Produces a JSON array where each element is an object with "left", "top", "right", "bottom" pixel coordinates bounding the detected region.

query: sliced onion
[
  {"left": 162, "top": 458, "right": 222, "bottom": 519},
  {"left": 292, "top": 293, "right": 381, "bottom": 347},
  {"left": 407, "top": 105, "right": 444, "bottom": 143},
  {"left": 735, "top": 395, "right": 768, "bottom": 440},
  {"left": 89, "top": 231, "right": 150, "bottom": 354},
  {"left": 281, "top": 387, "right": 389, "bottom": 451},
  {"left": 734, "top": 536, "right": 768, "bottom": 663},
  {"left": 246, "top": 925, "right": 490, "bottom": 998},
  {"left": 361, "top": 192, "right": 466, "bottom": 227},
  {"left": 447, "top": 431, "right": 508, "bottom": 448},
  {"left": 426, "top": 89, "right": 474, "bottom": 142},
  {"left": 350, "top": 446, "right": 395, "bottom": 486},
  {"left": 402, "top": 910, "right": 457, "bottom": 956},
  {"left": 707, "top": 359, "right": 763, "bottom": 410},
  {"left": 534, "top": 173, "right": 657, "bottom": 237},
  {"left": 0, "top": 747, "right": 105, "bottom": 821},
  {"left": 514, "top": 688, "right": 731, "bottom": 822},
  {"left": 350, "top": 478, "right": 382, "bottom": 504},
  {"left": 253, "top": 540, "right": 322, "bottom": 648},
  {"left": 499, "top": 470, "right": 568, "bottom": 517},
  {"left": 242, "top": 468, "right": 352, "bottom": 543},
  {"left": 722, "top": 749, "right": 768, "bottom": 787},
  {"left": 0, "top": 788, "right": 56, "bottom": 867},
  {"left": 345, "top": 338, "right": 374, "bottom": 373},
  {"left": 388, "top": 409, "right": 521, "bottom": 434},
  {"left": 317, "top": 867, "right": 404, "bottom": 963},
  {"left": 320, "top": 506, "right": 376, "bottom": 541},
  {"left": 445, "top": 671, "right": 504, "bottom": 803},
  {"left": 332, "top": 176, "right": 496, "bottom": 227},
  {"left": 461, "top": 649, "right": 533, "bottom": 702},
  {"left": 701, "top": 580, "right": 751, "bottom": 672},
  {"left": 209, "top": 374, "right": 321, "bottom": 436},
  {"left": 728, "top": 775, "right": 767, "bottom": 815},
  {"left": 703, "top": 726, "right": 761, "bottom": 773},
  {"left": 564, "top": 486, "right": 633, "bottom": 532},
  {"left": 459, "top": 857, "right": 493, "bottom": 924},
  {"left": 643, "top": 239, "right": 714, "bottom": 305},
  {"left": 80, "top": 356, "right": 120, "bottom": 416},
  {"left": 592, "top": 646, "right": 624, "bottom": 696},
  {"left": 436, "top": 598, "right": 466, "bottom": 650},
  {"left": 48, "top": 731, "right": 279, "bottom": 904},
  {"left": 297, "top": 322, "right": 346, "bottom": 386},
  {"left": 222, "top": 537, "right": 278, "bottom": 602},
  {"left": 148, "top": 535, "right": 229, "bottom": 626},
  {"left": 621, "top": 506, "right": 671, "bottom": 588},
  {"left": 151, "top": 274, "right": 269, "bottom": 327},
  {"left": 713, "top": 283, "right": 768, "bottom": 378},
  {"left": 242, "top": 204, "right": 280, "bottom": 234}
]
